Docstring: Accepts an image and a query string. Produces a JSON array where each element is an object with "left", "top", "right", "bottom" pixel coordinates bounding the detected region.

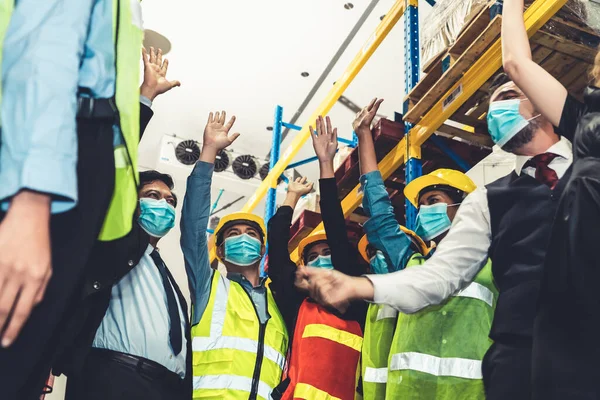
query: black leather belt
[
  {"left": 89, "top": 348, "right": 184, "bottom": 387},
  {"left": 76, "top": 87, "right": 117, "bottom": 120}
]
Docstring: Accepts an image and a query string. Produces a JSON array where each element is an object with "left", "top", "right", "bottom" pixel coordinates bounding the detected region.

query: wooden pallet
[{"left": 403, "top": 2, "right": 599, "bottom": 147}]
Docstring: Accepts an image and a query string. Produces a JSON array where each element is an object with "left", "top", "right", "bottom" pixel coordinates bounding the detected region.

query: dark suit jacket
[{"left": 53, "top": 103, "right": 193, "bottom": 396}]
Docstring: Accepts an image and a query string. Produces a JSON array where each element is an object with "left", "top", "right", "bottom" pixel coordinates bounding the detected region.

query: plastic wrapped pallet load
[{"left": 420, "top": 0, "right": 600, "bottom": 70}]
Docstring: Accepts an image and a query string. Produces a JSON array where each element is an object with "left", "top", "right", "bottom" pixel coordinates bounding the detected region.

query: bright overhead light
[{"left": 344, "top": 3, "right": 354, "bottom": 10}]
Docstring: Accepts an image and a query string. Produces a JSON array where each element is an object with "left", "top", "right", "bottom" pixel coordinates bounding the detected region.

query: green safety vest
[
  {"left": 386, "top": 254, "right": 498, "bottom": 399},
  {"left": 191, "top": 270, "right": 289, "bottom": 400},
  {"left": 0, "top": 0, "right": 141, "bottom": 241},
  {"left": 0, "top": 0, "right": 14, "bottom": 128},
  {"left": 362, "top": 253, "right": 423, "bottom": 399},
  {"left": 99, "top": 0, "right": 142, "bottom": 241}
]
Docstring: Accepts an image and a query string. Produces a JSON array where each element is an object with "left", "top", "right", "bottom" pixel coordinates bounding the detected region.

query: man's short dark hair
[
  {"left": 488, "top": 72, "right": 512, "bottom": 96},
  {"left": 139, "top": 170, "right": 178, "bottom": 207}
]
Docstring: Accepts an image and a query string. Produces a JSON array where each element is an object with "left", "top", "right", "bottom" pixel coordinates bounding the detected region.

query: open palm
[{"left": 203, "top": 111, "right": 240, "bottom": 151}]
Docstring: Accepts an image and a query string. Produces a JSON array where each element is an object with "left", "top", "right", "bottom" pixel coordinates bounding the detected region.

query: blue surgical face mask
[
  {"left": 487, "top": 99, "right": 540, "bottom": 148},
  {"left": 138, "top": 198, "right": 176, "bottom": 238},
  {"left": 223, "top": 233, "right": 263, "bottom": 267},
  {"left": 307, "top": 255, "right": 334, "bottom": 269},
  {"left": 415, "top": 203, "right": 456, "bottom": 241},
  {"left": 369, "top": 251, "right": 389, "bottom": 275}
]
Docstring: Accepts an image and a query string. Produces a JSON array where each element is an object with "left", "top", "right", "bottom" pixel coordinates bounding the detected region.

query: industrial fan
[
  {"left": 175, "top": 140, "right": 200, "bottom": 165},
  {"left": 214, "top": 150, "right": 230, "bottom": 172},
  {"left": 259, "top": 163, "right": 270, "bottom": 180},
  {"left": 259, "top": 163, "right": 283, "bottom": 184},
  {"left": 232, "top": 155, "right": 257, "bottom": 180}
]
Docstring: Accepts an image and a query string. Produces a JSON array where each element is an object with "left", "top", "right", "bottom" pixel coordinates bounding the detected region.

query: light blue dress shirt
[
  {"left": 1, "top": 0, "right": 118, "bottom": 213},
  {"left": 93, "top": 244, "right": 188, "bottom": 378},
  {"left": 181, "top": 161, "right": 269, "bottom": 326},
  {"left": 361, "top": 170, "right": 414, "bottom": 271}
]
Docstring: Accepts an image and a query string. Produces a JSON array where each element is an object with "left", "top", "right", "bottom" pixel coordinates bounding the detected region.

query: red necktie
[{"left": 525, "top": 153, "right": 559, "bottom": 189}]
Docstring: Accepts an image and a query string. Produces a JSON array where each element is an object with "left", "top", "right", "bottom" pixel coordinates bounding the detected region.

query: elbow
[{"left": 502, "top": 57, "right": 522, "bottom": 83}]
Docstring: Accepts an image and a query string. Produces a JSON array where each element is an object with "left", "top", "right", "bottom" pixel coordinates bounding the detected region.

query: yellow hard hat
[
  {"left": 213, "top": 212, "right": 267, "bottom": 262},
  {"left": 297, "top": 230, "right": 328, "bottom": 263},
  {"left": 358, "top": 225, "right": 430, "bottom": 262},
  {"left": 404, "top": 169, "right": 476, "bottom": 208}
]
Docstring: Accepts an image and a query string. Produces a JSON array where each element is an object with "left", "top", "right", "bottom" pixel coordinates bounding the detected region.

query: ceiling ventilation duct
[
  {"left": 175, "top": 140, "right": 200, "bottom": 165},
  {"left": 232, "top": 155, "right": 257, "bottom": 180}
]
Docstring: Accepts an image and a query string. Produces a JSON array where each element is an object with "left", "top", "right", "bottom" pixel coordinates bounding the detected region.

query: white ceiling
[{"left": 139, "top": 0, "right": 435, "bottom": 217}]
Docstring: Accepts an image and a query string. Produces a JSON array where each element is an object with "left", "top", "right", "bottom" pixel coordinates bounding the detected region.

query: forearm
[
  {"left": 180, "top": 162, "right": 214, "bottom": 307},
  {"left": 357, "top": 129, "right": 378, "bottom": 175},
  {"left": 319, "top": 159, "right": 335, "bottom": 179},
  {"left": 501, "top": 0, "right": 532, "bottom": 71},
  {"left": 319, "top": 178, "right": 360, "bottom": 276},
  {"left": 282, "top": 192, "right": 302, "bottom": 209},
  {"left": 267, "top": 206, "right": 295, "bottom": 279}
]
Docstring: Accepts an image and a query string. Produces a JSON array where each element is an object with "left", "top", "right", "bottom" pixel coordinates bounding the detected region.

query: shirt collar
[
  {"left": 227, "top": 272, "right": 267, "bottom": 289},
  {"left": 144, "top": 243, "right": 156, "bottom": 256},
  {"left": 514, "top": 136, "right": 573, "bottom": 175}
]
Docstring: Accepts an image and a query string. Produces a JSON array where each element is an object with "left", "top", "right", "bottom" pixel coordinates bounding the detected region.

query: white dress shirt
[{"left": 368, "top": 137, "right": 573, "bottom": 313}]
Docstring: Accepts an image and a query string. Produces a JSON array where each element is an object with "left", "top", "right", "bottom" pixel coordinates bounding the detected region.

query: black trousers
[
  {"left": 65, "top": 349, "right": 187, "bottom": 400},
  {"left": 0, "top": 119, "right": 115, "bottom": 400},
  {"left": 482, "top": 341, "right": 532, "bottom": 400}
]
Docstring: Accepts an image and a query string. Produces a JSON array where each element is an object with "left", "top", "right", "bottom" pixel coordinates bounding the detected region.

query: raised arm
[
  {"left": 138, "top": 47, "right": 180, "bottom": 138},
  {"left": 181, "top": 111, "right": 239, "bottom": 325},
  {"left": 353, "top": 100, "right": 412, "bottom": 271},
  {"left": 502, "top": 0, "right": 567, "bottom": 127},
  {"left": 310, "top": 116, "right": 362, "bottom": 277},
  {"left": 353, "top": 98, "right": 384, "bottom": 176},
  {"left": 267, "top": 177, "right": 313, "bottom": 283}
]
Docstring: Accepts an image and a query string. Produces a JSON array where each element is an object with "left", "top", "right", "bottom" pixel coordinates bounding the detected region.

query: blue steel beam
[
  {"left": 282, "top": 122, "right": 302, "bottom": 131},
  {"left": 429, "top": 135, "right": 471, "bottom": 172},
  {"left": 404, "top": 1, "right": 421, "bottom": 231},
  {"left": 262, "top": 105, "right": 284, "bottom": 276}
]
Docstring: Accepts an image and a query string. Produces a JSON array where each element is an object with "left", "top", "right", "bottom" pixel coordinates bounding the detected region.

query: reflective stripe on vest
[
  {"left": 454, "top": 281, "right": 494, "bottom": 307},
  {"left": 98, "top": 0, "right": 142, "bottom": 241},
  {"left": 376, "top": 305, "right": 398, "bottom": 321},
  {"left": 192, "top": 336, "right": 285, "bottom": 371},
  {"left": 192, "top": 271, "right": 288, "bottom": 400},
  {"left": 0, "top": 0, "right": 14, "bottom": 128},
  {"left": 294, "top": 383, "right": 342, "bottom": 400},
  {"left": 302, "top": 324, "right": 363, "bottom": 352},
  {"left": 363, "top": 367, "right": 388, "bottom": 383},
  {"left": 193, "top": 374, "right": 273, "bottom": 400},
  {"left": 389, "top": 352, "right": 483, "bottom": 380}
]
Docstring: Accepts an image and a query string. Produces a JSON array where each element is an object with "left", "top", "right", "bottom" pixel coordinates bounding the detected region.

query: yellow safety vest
[
  {"left": 191, "top": 270, "right": 289, "bottom": 400},
  {"left": 0, "top": 0, "right": 14, "bottom": 127},
  {"left": 0, "top": 0, "right": 141, "bottom": 241},
  {"left": 98, "top": 0, "right": 142, "bottom": 241},
  {"left": 361, "top": 253, "right": 422, "bottom": 400},
  {"left": 386, "top": 255, "right": 498, "bottom": 399}
]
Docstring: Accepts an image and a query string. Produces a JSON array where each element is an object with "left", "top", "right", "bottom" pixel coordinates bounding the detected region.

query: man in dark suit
[{"left": 51, "top": 47, "right": 190, "bottom": 400}]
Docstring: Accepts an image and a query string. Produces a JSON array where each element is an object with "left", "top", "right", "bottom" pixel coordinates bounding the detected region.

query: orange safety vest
[{"left": 282, "top": 299, "right": 363, "bottom": 400}]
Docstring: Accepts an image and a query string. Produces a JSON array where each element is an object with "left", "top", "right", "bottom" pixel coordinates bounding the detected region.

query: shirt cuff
[
  {"left": 139, "top": 95, "right": 152, "bottom": 108},
  {"left": 359, "top": 170, "right": 384, "bottom": 189},
  {"left": 0, "top": 151, "right": 77, "bottom": 214},
  {"left": 366, "top": 273, "right": 389, "bottom": 304},
  {"left": 191, "top": 161, "right": 215, "bottom": 177}
]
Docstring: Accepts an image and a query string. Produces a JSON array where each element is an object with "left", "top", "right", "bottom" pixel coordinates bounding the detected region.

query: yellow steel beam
[
  {"left": 209, "top": 0, "right": 408, "bottom": 263},
  {"left": 288, "top": 0, "right": 565, "bottom": 264}
]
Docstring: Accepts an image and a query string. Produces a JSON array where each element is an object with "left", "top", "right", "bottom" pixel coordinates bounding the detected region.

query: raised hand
[
  {"left": 287, "top": 177, "right": 314, "bottom": 197},
  {"left": 310, "top": 116, "right": 338, "bottom": 163},
  {"left": 140, "top": 47, "right": 181, "bottom": 101},
  {"left": 200, "top": 111, "right": 240, "bottom": 164},
  {"left": 352, "top": 98, "right": 384, "bottom": 136}
]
